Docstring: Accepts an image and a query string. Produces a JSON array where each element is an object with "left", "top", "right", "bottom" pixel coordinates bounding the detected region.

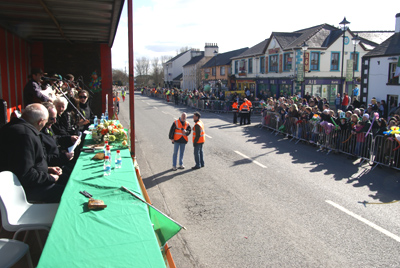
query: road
[{"left": 118, "top": 92, "right": 400, "bottom": 268}]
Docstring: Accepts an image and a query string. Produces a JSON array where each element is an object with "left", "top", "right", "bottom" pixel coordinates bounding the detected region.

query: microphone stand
[{"left": 53, "top": 82, "right": 86, "bottom": 120}]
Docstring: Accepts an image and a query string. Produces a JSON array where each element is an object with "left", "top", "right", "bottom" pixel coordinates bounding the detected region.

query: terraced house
[{"left": 230, "top": 22, "right": 392, "bottom": 104}]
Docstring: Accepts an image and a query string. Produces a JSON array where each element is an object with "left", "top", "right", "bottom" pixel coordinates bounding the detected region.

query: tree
[
  {"left": 112, "top": 69, "right": 128, "bottom": 86},
  {"left": 135, "top": 57, "right": 150, "bottom": 86},
  {"left": 150, "top": 57, "right": 163, "bottom": 87},
  {"left": 176, "top": 46, "right": 191, "bottom": 55}
]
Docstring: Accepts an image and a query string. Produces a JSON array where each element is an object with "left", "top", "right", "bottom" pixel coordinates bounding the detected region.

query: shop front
[
  {"left": 257, "top": 79, "right": 269, "bottom": 98},
  {"left": 237, "top": 79, "right": 256, "bottom": 94},
  {"left": 304, "top": 78, "right": 341, "bottom": 104},
  {"left": 278, "top": 79, "right": 293, "bottom": 98}
]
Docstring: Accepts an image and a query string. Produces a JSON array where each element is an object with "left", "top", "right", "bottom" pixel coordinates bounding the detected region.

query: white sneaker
[
  {"left": 172, "top": 167, "right": 177, "bottom": 171},
  {"left": 178, "top": 165, "right": 185, "bottom": 169}
]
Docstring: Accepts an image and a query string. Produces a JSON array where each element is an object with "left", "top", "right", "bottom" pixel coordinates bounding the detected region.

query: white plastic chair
[
  {"left": 0, "top": 171, "right": 59, "bottom": 249},
  {"left": 0, "top": 238, "right": 33, "bottom": 268}
]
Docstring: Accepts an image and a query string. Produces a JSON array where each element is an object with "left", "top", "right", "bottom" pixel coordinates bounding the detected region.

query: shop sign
[
  {"left": 268, "top": 48, "right": 280, "bottom": 54},
  {"left": 297, "top": 63, "right": 304, "bottom": 82},
  {"left": 346, "top": 59, "right": 354, "bottom": 82}
]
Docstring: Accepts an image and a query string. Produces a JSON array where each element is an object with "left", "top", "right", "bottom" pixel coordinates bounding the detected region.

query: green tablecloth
[{"left": 37, "top": 136, "right": 165, "bottom": 268}]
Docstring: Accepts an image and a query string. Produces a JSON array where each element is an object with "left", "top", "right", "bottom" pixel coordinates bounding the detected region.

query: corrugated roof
[
  {"left": 202, "top": 47, "right": 249, "bottom": 68},
  {"left": 364, "top": 32, "right": 400, "bottom": 57},
  {"left": 0, "top": 0, "right": 124, "bottom": 46}
]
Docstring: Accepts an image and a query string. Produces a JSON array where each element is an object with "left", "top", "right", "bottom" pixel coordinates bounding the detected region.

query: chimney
[
  {"left": 204, "top": 43, "right": 219, "bottom": 57},
  {"left": 396, "top": 13, "right": 400, "bottom": 33}
]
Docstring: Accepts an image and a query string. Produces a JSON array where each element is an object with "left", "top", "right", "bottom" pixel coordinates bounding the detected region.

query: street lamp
[
  {"left": 351, "top": 34, "right": 360, "bottom": 99},
  {"left": 339, "top": 17, "right": 350, "bottom": 97},
  {"left": 214, "top": 50, "right": 218, "bottom": 94},
  {"left": 166, "top": 64, "right": 169, "bottom": 88},
  {"left": 301, "top": 41, "right": 308, "bottom": 96}
]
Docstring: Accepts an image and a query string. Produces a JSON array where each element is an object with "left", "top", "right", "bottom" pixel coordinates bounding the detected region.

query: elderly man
[
  {"left": 169, "top": 112, "right": 191, "bottom": 171},
  {"left": 41, "top": 102, "right": 76, "bottom": 170},
  {"left": 0, "top": 103, "right": 64, "bottom": 203},
  {"left": 23, "top": 67, "right": 51, "bottom": 107}
]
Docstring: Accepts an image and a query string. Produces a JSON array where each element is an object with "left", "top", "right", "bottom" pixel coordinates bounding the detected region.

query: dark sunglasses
[{"left": 79, "top": 95, "right": 87, "bottom": 99}]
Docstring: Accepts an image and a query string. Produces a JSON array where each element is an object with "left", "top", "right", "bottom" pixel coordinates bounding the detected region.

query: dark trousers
[
  {"left": 233, "top": 111, "right": 238, "bottom": 124},
  {"left": 26, "top": 183, "right": 65, "bottom": 203},
  {"left": 194, "top": 143, "right": 204, "bottom": 168},
  {"left": 240, "top": 112, "right": 249, "bottom": 125}
]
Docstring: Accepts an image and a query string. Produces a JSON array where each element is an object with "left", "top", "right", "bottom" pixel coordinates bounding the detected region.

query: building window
[
  {"left": 283, "top": 53, "right": 292, "bottom": 72},
  {"left": 220, "top": 66, "right": 226, "bottom": 76},
  {"left": 234, "top": 61, "right": 239, "bottom": 74},
  {"left": 269, "top": 55, "right": 278, "bottom": 72},
  {"left": 350, "top": 52, "right": 359, "bottom": 71},
  {"left": 212, "top": 67, "right": 216, "bottom": 76},
  {"left": 260, "top": 56, "right": 265, "bottom": 73},
  {"left": 331, "top": 52, "right": 340, "bottom": 71},
  {"left": 248, "top": 58, "right": 253, "bottom": 74},
  {"left": 310, "top": 52, "right": 320, "bottom": 71},
  {"left": 388, "top": 62, "right": 400, "bottom": 85},
  {"left": 239, "top": 59, "right": 246, "bottom": 73}
]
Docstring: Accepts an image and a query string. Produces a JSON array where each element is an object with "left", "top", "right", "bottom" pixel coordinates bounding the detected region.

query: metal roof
[{"left": 0, "top": 0, "right": 124, "bottom": 46}]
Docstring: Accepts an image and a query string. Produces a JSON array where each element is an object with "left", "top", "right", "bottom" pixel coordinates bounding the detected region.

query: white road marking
[
  {"left": 153, "top": 107, "right": 158, "bottom": 109},
  {"left": 162, "top": 111, "right": 169, "bottom": 115},
  {"left": 205, "top": 134, "right": 212, "bottom": 139},
  {"left": 326, "top": 200, "right": 400, "bottom": 243},
  {"left": 234, "top": 151, "right": 267, "bottom": 168},
  {"left": 146, "top": 102, "right": 150, "bottom": 105}
]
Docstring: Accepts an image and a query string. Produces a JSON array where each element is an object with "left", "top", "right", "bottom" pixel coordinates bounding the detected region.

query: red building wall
[{"left": 0, "top": 27, "right": 30, "bottom": 121}]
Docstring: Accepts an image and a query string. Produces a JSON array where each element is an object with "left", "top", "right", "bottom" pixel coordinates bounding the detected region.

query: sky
[{"left": 111, "top": 0, "right": 400, "bottom": 71}]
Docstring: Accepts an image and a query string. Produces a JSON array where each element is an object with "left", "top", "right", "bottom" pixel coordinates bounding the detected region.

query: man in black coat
[
  {"left": 23, "top": 68, "right": 51, "bottom": 107},
  {"left": 0, "top": 103, "right": 64, "bottom": 203}
]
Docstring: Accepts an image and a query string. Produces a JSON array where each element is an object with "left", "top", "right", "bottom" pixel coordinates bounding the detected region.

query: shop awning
[{"left": 0, "top": 0, "right": 124, "bottom": 46}]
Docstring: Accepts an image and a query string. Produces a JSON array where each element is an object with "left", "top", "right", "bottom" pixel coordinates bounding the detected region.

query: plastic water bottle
[
  {"left": 115, "top": 150, "right": 122, "bottom": 169},
  {"left": 103, "top": 156, "right": 111, "bottom": 176},
  {"left": 100, "top": 113, "right": 105, "bottom": 124},
  {"left": 105, "top": 110, "right": 109, "bottom": 121},
  {"left": 94, "top": 115, "right": 98, "bottom": 127},
  {"left": 106, "top": 145, "right": 111, "bottom": 160},
  {"left": 103, "top": 141, "right": 108, "bottom": 154}
]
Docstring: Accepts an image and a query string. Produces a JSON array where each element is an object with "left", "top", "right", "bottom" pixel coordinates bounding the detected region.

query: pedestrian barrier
[{"left": 144, "top": 89, "right": 400, "bottom": 172}]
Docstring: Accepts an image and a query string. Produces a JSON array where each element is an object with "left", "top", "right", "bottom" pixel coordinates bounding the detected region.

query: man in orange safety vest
[{"left": 169, "top": 113, "right": 191, "bottom": 171}]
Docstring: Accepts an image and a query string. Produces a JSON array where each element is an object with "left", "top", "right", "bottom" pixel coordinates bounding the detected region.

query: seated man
[
  {"left": 41, "top": 102, "right": 77, "bottom": 183},
  {"left": 0, "top": 103, "right": 64, "bottom": 203}
]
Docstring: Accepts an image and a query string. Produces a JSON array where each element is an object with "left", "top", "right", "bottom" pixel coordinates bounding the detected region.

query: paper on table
[{"left": 68, "top": 132, "right": 82, "bottom": 153}]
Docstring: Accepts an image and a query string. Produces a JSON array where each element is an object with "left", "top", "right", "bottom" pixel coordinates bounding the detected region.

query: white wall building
[
  {"left": 231, "top": 23, "right": 391, "bottom": 103},
  {"left": 361, "top": 13, "right": 400, "bottom": 111}
]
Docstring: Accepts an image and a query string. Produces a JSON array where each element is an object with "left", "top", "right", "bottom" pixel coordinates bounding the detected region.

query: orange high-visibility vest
[
  {"left": 246, "top": 100, "right": 252, "bottom": 108},
  {"left": 193, "top": 120, "right": 205, "bottom": 144},
  {"left": 240, "top": 103, "right": 249, "bottom": 112},
  {"left": 232, "top": 102, "right": 238, "bottom": 111},
  {"left": 173, "top": 120, "right": 189, "bottom": 142}
]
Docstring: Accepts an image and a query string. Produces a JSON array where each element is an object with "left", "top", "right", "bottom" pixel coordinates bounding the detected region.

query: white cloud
[{"left": 112, "top": 0, "right": 399, "bottom": 71}]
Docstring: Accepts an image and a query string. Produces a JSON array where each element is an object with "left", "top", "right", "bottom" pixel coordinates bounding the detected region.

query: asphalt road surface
[{"left": 118, "top": 92, "right": 400, "bottom": 268}]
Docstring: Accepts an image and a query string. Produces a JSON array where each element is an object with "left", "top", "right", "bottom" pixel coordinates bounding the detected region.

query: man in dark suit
[
  {"left": 23, "top": 68, "right": 51, "bottom": 107},
  {"left": 0, "top": 103, "right": 64, "bottom": 203}
]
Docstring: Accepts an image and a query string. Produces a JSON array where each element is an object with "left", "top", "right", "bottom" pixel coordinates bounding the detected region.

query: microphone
[{"left": 42, "top": 76, "right": 60, "bottom": 81}]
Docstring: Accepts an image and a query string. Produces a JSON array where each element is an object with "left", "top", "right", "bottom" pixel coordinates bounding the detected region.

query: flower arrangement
[{"left": 92, "top": 120, "right": 128, "bottom": 146}]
